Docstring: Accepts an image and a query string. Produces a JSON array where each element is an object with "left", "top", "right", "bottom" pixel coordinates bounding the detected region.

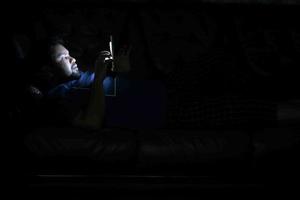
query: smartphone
[
  {"left": 104, "top": 35, "right": 117, "bottom": 97},
  {"left": 109, "top": 35, "right": 115, "bottom": 72}
]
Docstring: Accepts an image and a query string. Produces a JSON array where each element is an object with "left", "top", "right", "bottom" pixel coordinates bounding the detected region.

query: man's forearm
[
  {"left": 85, "top": 79, "right": 105, "bottom": 126},
  {"left": 73, "top": 64, "right": 106, "bottom": 130}
]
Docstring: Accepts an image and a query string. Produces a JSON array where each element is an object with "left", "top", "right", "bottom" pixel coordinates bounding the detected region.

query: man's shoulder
[
  {"left": 77, "top": 71, "right": 94, "bottom": 88},
  {"left": 47, "top": 83, "right": 71, "bottom": 98}
]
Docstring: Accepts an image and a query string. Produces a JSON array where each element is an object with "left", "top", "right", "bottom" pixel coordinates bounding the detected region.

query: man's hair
[
  {"left": 28, "top": 36, "right": 65, "bottom": 70},
  {"left": 25, "top": 36, "right": 65, "bottom": 90}
]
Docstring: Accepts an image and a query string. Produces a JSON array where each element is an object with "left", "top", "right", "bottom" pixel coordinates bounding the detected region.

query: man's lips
[{"left": 72, "top": 64, "right": 78, "bottom": 70}]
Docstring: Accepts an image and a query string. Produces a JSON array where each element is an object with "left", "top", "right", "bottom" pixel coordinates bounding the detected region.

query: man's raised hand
[{"left": 95, "top": 50, "right": 112, "bottom": 81}]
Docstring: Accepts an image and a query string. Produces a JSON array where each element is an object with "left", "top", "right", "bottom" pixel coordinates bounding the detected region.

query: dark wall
[{"left": 10, "top": 2, "right": 300, "bottom": 98}]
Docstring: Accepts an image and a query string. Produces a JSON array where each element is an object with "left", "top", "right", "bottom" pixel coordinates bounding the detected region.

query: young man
[{"left": 29, "top": 38, "right": 130, "bottom": 130}]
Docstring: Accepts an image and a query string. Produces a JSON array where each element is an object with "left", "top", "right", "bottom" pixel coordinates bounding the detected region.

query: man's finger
[
  {"left": 104, "top": 56, "right": 113, "bottom": 61},
  {"left": 99, "top": 51, "right": 111, "bottom": 56}
]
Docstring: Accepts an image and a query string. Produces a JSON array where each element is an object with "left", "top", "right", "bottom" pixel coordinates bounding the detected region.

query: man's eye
[
  {"left": 56, "top": 56, "right": 63, "bottom": 62},
  {"left": 60, "top": 55, "right": 67, "bottom": 60}
]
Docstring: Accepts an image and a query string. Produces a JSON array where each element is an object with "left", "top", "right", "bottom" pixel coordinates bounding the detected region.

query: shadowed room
[{"left": 5, "top": 0, "right": 300, "bottom": 199}]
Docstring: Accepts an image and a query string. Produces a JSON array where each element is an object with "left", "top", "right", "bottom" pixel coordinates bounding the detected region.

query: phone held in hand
[
  {"left": 106, "top": 35, "right": 117, "bottom": 78},
  {"left": 104, "top": 35, "right": 117, "bottom": 97}
]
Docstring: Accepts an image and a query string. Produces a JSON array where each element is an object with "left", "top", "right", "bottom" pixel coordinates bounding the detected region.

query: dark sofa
[{"left": 20, "top": 120, "right": 300, "bottom": 198}]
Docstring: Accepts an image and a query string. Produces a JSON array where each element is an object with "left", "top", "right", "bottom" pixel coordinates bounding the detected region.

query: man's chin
[{"left": 71, "top": 70, "right": 81, "bottom": 79}]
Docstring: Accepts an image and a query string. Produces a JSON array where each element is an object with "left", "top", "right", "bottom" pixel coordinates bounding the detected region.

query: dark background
[
  {"left": 8, "top": 0, "right": 300, "bottom": 97},
  {"left": 6, "top": 0, "right": 300, "bottom": 128},
  {"left": 4, "top": 0, "right": 300, "bottom": 198}
]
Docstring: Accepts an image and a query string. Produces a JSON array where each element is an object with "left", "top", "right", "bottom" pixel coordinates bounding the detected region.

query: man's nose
[{"left": 69, "top": 56, "right": 76, "bottom": 64}]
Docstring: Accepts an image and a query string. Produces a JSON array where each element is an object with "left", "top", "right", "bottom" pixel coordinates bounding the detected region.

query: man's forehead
[{"left": 52, "top": 44, "right": 69, "bottom": 55}]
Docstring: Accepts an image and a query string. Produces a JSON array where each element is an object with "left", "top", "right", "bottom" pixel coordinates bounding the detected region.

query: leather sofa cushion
[
  {"left": 252, "top": 127, "right": 300, "bottom": 157},
  {"left": 24, "top": 127, "right": 252, "bottom": 174},
  {"left": 137, "top": 130, "right": 251, "bottom": 173},
  {"left": 251, "top": 127, "right": 300, "bottom": 175},
  {"left": 24, "top": 127, "right": 138, "bottom": 173}
]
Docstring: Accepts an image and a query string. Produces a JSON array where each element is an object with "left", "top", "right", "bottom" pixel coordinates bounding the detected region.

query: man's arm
[{"left": 72, "top": 51, "right": 111, "bottom": 130}]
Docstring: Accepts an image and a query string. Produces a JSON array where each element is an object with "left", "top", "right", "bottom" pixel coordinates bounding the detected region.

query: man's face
[{"left": 50, "top": 44, "right": 80, "bottom": 79}]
